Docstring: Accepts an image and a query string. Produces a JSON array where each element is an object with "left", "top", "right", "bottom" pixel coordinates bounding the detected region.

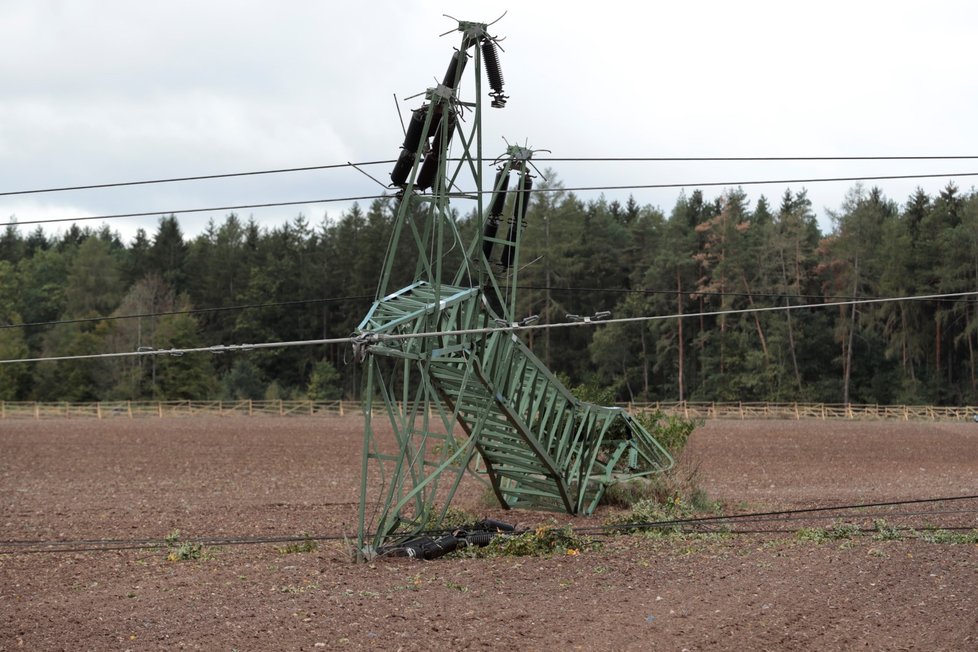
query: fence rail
[{"left": 1, "top": 400, "right": 977, "bottom": 422}]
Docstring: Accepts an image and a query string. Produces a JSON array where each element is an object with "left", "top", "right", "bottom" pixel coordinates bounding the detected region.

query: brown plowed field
[{"left": 2, "top": 417, "right": 978, "bottom": 650}]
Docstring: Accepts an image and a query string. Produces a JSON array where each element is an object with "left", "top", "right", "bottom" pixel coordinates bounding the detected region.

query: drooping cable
[
  {"left": 2, "top": 494, "right": 975, "bottom": 556},
  {"left": 2, "top": 290, "right": 975, "bottom": 365},
  {"left": 0, "top": 161, "right": 395, "bottom": 197},
  {"left": 3, "top": 156, "right": 976, "bottom": 198},
  {"left": 0, "top": 294, "right": 373, "bottom": 330},
  {"left": 4, "top": 170, "right": 978, "bottom": 228}
]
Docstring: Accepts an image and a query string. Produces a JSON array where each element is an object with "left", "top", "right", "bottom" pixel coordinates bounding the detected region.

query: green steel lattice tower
[{"left": 354, "top": 19, "right": 674, "bottom": 556}]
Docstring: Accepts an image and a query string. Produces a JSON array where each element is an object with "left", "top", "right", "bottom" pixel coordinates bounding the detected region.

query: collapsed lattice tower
[{"left": 354, "top": 18, "right": 673, "bottom": 556}]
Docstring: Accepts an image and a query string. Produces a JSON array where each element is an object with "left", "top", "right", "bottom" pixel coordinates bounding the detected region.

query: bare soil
[{"left": 2, "top": 417, "right": 978, "bottom": 650}]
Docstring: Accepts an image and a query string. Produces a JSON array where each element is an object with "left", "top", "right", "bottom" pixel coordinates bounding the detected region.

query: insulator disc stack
[
  {"left": 416, "top": 112, "right": 457, "bottom": 191},
  {"left": 501, "top": 173, "right": 532, "bottom": 268},
  {"left": 482, "top": 169, "right": 510, "bottom": 260},
  {"left": 481, "top": 38, "right": 507, "bottom": 108},
  {"left": 442, "top": 50, "right": 468, "bottom": 89},
  {"left": 390, "top": 107, "right": 430, "bottom": 187}
]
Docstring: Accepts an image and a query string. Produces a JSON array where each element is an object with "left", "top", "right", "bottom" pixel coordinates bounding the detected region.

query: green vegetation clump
[
  {"left": 167, "top": 542, "right": 209, "bottom": 561},
  {"left": 915, "top": 528, "right": 978, "bottom": 544},
  {"left": 598, "top": 405, "right": 714, "bottom": 515},
  {"left": 461, "top": 524, "right": 598, "bottom": 558},
  {"left": 871, "top": 518, "right": 901, "bottom": 541},
  {"left": 275, "top": 537, "right": 319, "bottom": 555},
  {"left": 795, "top": 522, "right": 978, "bottom": 545},
  {"left": 634, "top": 410, "right": 698, "bottom": 459},
  {"left": 162, "top": 528, "right": 213, "bottom": 561},
  {"left": 796, "top": 521, "right": 861, "bottom": 543}
]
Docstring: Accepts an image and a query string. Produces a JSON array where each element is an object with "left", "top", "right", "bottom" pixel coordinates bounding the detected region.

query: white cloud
[{"left": 2, "top": 0, "right": 976, "bottom": 242}]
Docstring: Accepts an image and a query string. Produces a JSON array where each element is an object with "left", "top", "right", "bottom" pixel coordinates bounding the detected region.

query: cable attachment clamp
[
  {"left": 566, "top": 311, "right": 612, "bottom": 324},
  {"left": 352, "top": 332, "right": 381, "bottom": 363}
]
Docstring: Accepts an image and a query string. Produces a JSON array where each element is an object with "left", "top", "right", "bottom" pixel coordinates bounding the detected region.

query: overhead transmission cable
[
  {"left": 0, "top": 161, "right": 394, "bottom": 197},
  {"left": 3, "top": 494, "right": 976, "bottom": 555},
  {"left": 4, "top": 170, "right": 978, "bottom": 228},
  {"left": 533, "top": 155, "right": 978, "bottom": 162},
  {"left": 0, "top": 294, "right": 374, "bottom": 330},
  {"left": 2, "top": 155, "right": 976, "bottom": 198},
  {"left": 3, "top": 290, "right": 975, "bottom": 365},
  {"left": 6, "top": 285, "right": 976, "bottom": 332}
]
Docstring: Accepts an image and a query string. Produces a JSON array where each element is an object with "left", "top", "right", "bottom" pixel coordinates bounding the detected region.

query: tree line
[{"left": 1, "top": 177, "right": 976, "bottom": 405}]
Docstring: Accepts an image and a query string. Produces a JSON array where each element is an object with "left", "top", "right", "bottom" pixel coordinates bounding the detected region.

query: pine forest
[{"left": 2, "top": 177, "right": 977, "bottom": 406}]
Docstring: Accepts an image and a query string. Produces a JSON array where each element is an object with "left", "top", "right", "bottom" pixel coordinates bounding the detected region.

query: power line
[
  {"left": 0, "top": 194, "right": 389, "bottom": 228},
  {"left": 535, "top": 155, "right": 978, "bottom": 162},
  {"left": 0, "top": 336, "right": 355, "bottom": 364},
  {"left": 3, "top": 156, "right": 976, "bottom": 199},
  {"left": 3, "top": 290, "right": 975, "bottom": 365},
  {"left": 519, "top": 284, "right": 978, "bottom": 306},
  {"left": 7, "top": 284, "right": 967, "bottom": 332},
  {"left": 1, "top": 294, "right": 374, "bottom": 330},
  {"left": 577, "top": 493, "right": 978, "bottom": 536},
  {"left": 0, "top": 532, "right": 353, "bottom": 555},
  {"left": 3, "top": 170, "right": 977, "bottom": 228},
  {"left": 0, "top": 161, "right": 394, "bottom": 198},
  {"left": 2, "top": 494, "right": 974, "bottom": 556},
  {"left": 551, "top": 171, "right": 978, "bottom": 195}
]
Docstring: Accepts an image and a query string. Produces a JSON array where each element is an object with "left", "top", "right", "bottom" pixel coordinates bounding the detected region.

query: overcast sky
[{"left": 2, "top": 0, "right": 976, "bottom": 244}]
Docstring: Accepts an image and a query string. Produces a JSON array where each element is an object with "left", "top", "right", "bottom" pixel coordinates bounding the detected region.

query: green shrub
[
  {"left": 464, "top": 524, "right": 598, "bottom": 557},
  {"left": 635, "top": 410, "right": 697, "bottom": 458}
]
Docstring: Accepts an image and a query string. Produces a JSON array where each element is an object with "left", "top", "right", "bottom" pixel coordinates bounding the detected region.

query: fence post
[
  {"left": 248, "top": 399, "right": 253, "bottom": 416},
  {"left": 279, "top": 399, "right": 284, "bottom": 416},
  {"left": 158, "top": 402, "right": 163, "bottom": 418},
  {"left": 340, "top": 400, "right": 345, "bottom": 417},
  {"left": 127, "top": 401, "right": 133, "bottom": 419},
  {"left": 97, "top": 402, "right": 102, "bottom": 419}
]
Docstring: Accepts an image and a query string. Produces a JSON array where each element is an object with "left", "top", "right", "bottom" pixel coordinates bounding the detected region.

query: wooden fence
[{"left": 1, "top": 400, "right": 977, "bottom": 422}]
